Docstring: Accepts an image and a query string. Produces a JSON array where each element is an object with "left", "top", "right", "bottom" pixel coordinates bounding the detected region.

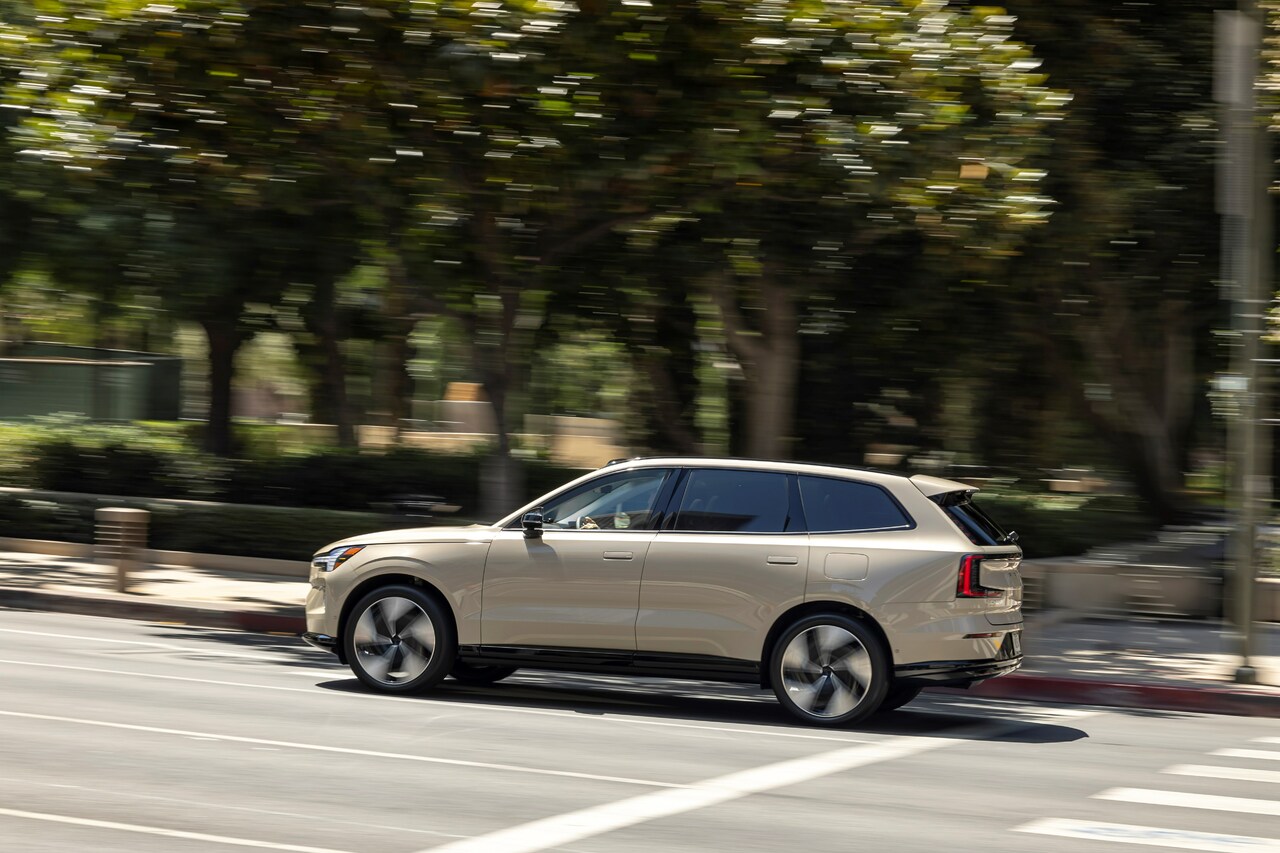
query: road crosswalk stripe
[
  {"left": 1094, "top": 788, "right": 1280, "bottom": 816},
  {"left": 1164, "top": 765, "right": 1280, "bottom": 785},
  {"left": 420, "top": 732, "right": 983, "bottom": 853},
  {"left": 1213, "top": 749, "right": 1280, "bottom": 762},
  {"left": 1257, "top": 738, "right": 1280, "bottom": 745},
  {"left": 1016, "top": 818, "right": 1280, "bottom": 852}
]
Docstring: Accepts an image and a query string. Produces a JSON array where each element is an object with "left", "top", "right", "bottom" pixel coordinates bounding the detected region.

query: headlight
[{"left": 311, "top": 545, "right": 365, "bottom": 573}]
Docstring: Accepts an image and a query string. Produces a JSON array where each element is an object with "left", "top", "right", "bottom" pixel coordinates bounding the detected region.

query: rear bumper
[
  {"left": 893, "top": 630, "right": 1023, "bottom": 686},
  {"left": 893, "top": 656, "right": 1022, "bottom": 687}
]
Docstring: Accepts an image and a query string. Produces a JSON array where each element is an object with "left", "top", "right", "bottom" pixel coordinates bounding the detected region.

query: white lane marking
[
  {"left": 1214, "top": 749, "right": 1280, "bottom": 762},
  {"left": 420, "top": 733, "right": 975, "bottom": 853},
  {"left": 0, "top": 776, "right": 467, "bottom": 841},
  {"left": 0, "top": 709, "right": 681, "bottom": 789},
  {"left": 0, "top": 658, "right": 882, "bottom": 745},
  {"left": 0, "top": 807, "right": 356, "bottom": 853},
  {"left": 1165, "top": 765, "right": 1280, "bottom": 785},
  {"left": 1094, "top": 788, "right": 1280, "bottom": 817},
  {"left": 1257, "top": 738, "right": 1280, "bottom": 745},
  {"left": 1016, "top": 818, "right": 1280, "bottom": 852}
]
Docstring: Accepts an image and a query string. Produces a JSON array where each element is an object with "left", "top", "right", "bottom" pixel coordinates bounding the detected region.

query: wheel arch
[
  {"left": 337, "top": 572, "right": 458, "bottom": 665},
  {"left": 759, "top": 601, "right": 893, "bottom": 689}
]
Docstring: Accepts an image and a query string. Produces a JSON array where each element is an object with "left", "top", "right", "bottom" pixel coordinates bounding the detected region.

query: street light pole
[{"left": 1215, "top": 4, "right": 1271, "bottom": 685}]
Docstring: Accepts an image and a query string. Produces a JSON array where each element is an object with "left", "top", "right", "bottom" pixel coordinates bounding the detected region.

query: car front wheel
[
  {"left": 771, "top": 614, "right": 889, "bottom": 727},
  {"left": 343, "top": 585, "right": 456, "bottom": 694}
]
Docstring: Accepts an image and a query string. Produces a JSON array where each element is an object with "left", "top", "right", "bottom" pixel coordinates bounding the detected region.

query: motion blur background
[{"left": 0, "top": 0, "right": 1275, "bottom": 575}]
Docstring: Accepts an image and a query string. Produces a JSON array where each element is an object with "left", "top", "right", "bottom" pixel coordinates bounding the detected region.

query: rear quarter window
[
  {"left": 797, "top": 476, "right": 913, "bottom": 533},
  {"left": 935, "top": 495, "right": 1009, "bottom": 546}
]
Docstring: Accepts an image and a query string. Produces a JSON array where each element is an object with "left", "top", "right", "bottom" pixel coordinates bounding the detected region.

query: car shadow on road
[{"left": 314, "top": 674, "right": 1089, "bottom": 745}]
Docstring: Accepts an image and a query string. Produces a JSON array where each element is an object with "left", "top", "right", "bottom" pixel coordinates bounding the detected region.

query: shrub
[{"left": 0, "top": 419, "right": 583, "bottom": 517}]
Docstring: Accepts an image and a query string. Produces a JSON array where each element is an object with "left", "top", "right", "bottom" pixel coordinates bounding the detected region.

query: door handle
[
  {"left": 603, "top": 551, "right": 634, "bottom": 561},
  {"left": 766, "top": 555, "right": 799, "bottom": 565}
]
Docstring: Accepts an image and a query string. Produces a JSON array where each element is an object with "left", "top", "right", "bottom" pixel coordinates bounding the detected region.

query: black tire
[
  {"left": 876, "top": 682, "right": 923, "bottom": 713},
  {"left": 770, "top": 613, "right": 889, "bottom": 727},
  {"left": 343, "top": 584, "right": 456, "bottom": 694},
  {"left": 450, "top": 661, "right": 519, "bottom": 685}
]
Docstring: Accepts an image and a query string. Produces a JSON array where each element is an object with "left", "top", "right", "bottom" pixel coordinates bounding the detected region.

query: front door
[{"left": 481, "top": 468, "right": 673, "bottom": 650}]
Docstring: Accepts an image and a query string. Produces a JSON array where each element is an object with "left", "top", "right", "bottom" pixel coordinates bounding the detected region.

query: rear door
[{"left": 636, "top": 468, "right": 807, "bottom": 662}]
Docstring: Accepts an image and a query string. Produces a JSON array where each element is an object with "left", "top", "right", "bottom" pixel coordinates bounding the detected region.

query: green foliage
[
  {"left": 0, "top": 419, "right": 580, "bottom": 517},
  {"left": 0, "top": 493, "right": 428, "bottom": 560},
  {"left": 977, "top": 489, "right": 1157, "bottom": 559}
]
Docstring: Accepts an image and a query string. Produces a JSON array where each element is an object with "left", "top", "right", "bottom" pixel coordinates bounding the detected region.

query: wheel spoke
[
  {"left": 361, "top": 645, "right": 397, "bottom": 681},
  {"left": 813, "top": 626, "right": 851, "bottom": 663},
  {"left": 781, "top": 639, "right": 820, "bottom": 676},
  {"left": 353, "top": 609, "right": 389, "bottom": 647},
  {"left": 788, "top": 678, "right": 824, "bottom": 712},
  {"left": 838, "top": 646, "right": 873, "bottom": 694},
  {"left": 401, "top": 614, "right": 437, "bottom": 658}
]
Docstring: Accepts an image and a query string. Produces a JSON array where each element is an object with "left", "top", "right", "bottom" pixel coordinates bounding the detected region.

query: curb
[
  {"left": 936, "top": 673, "right": 1280, "bottom": 718},
  {"left": 0, "top": 587, "right": 305, "bottom": 635}
]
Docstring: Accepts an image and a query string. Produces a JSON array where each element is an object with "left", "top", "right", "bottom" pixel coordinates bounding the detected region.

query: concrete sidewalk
[{"left": 1, "top": 547, "right": 1277, "bottom": 717}]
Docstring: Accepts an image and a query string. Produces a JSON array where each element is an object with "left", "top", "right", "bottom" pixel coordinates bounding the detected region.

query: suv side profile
[{"left": 303, "top": 457, "right": 1023, "bottom": 727}]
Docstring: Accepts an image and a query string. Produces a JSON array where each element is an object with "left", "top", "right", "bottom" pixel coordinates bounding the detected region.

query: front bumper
[{"left": 302, "top": 632, "right": 339, "bottom": 654}]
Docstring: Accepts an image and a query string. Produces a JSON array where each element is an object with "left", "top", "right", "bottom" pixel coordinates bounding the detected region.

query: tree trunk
[
  {"left": 304, "top": 278, "right": 356, "bottom": 448},
  {"left": 383, "top": 259, "right": 418, "bottom": 437},
  {"left": 710, "top": 272, "right": 800, "bottom": 460},
  {"left": 201, "top": 318, "right": 239, "bottom": 457}
]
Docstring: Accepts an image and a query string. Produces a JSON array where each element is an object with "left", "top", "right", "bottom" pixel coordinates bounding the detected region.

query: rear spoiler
[{"left": 909, "top": 474, "right": 977, "bottom": 499}]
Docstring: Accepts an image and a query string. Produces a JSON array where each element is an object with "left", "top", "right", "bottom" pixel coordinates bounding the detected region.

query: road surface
[{"left": 0, "top": 609, "right": 1276, "bottom": 853}]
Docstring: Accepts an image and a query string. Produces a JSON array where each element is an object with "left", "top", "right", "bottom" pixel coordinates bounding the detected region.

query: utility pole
[{"left": 1215, "top": 4, "right": 1271, "bottom": 685}]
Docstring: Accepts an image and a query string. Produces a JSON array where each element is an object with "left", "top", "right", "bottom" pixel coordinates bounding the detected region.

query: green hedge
[
  {"left": 975, "top": 490, "right": 1155, "bottom": 559},
  {"left": 0, "top": 419, "right": 582, "bottom": 517},
  {"left": 0, "top": 492, "right": 439, "bottom": 560}
]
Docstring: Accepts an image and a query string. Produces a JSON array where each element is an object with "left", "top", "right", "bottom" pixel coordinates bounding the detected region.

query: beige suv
[{"left": 303, "top": 457, "right": 1023, "bottom": 726}]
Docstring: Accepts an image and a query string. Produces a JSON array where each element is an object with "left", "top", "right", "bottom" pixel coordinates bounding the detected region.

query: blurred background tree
[{"left": 0, "top": 0, "right": 1265, "bottom": 533}]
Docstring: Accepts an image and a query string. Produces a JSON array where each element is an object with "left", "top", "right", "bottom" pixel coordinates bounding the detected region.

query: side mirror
[{"left": 522, "top": 511, "right": 544, "bottom": 539}]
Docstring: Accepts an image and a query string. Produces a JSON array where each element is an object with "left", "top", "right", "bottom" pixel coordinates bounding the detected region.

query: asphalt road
[{"left": 0, "top": 609, "right": 1277, "bottom": 853}]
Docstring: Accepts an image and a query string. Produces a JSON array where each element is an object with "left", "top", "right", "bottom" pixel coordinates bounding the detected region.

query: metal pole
[{"left": 1216, "top": 5, "right": 1270, "bottom": 684}]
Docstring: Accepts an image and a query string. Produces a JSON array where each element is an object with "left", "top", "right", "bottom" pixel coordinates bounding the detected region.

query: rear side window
[
  {"left": 798, "top": 476, "right": 913, "bottom": 532},
  {"left": 935, "top": 494, "right": 1009, "bottom": 546},
  {"left": 673, "top": 469, "right": 793, "bottom": 533}
]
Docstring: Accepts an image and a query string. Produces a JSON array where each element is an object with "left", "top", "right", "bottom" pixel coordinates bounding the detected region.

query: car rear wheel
[
  {"left": 771, "top": 614, "right": 888, "bottom": 727},
  {"left": 344, "top": 585, "right": 455, "bottom": 694},
  {"left": 876, "top": 682, "right": 923, "bottom": 713},
  {"left": 450, "top": 661, "right": 518, "bottom": 685}
]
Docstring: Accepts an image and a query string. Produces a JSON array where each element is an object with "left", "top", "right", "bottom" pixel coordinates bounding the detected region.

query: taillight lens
[{"left": 957, "top": 555, "right": 1002, "bottom": 598}]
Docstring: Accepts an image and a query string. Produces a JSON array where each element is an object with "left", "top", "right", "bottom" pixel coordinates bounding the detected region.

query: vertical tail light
[{"left": 957, "top": 554, "right": 1002, "bottom": 598}]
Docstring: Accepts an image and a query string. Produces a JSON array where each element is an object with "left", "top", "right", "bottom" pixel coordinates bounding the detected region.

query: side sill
[{"left": 457, "top": 644, "right": 760, "bottom": 684}]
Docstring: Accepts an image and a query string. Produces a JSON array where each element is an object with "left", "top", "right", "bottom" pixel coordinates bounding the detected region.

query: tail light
[{"left": 957, "top": 554, "right": 1002, "bottom": 598}]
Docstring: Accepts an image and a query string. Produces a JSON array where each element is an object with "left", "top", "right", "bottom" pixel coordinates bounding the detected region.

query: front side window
[
  {"left": 672, "top": 469, "right": 793, "bottom": 533},
  {"left": 798, "top": 475, "right": 913, "bottom": 533},
  {"left": 538, "top": 469, "right": 671, "bottom": 530}
]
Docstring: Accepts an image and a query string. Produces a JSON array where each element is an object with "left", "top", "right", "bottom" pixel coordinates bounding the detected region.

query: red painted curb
[{"left": 935, "top": 673, "right": 1280, "bottom": 718}]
